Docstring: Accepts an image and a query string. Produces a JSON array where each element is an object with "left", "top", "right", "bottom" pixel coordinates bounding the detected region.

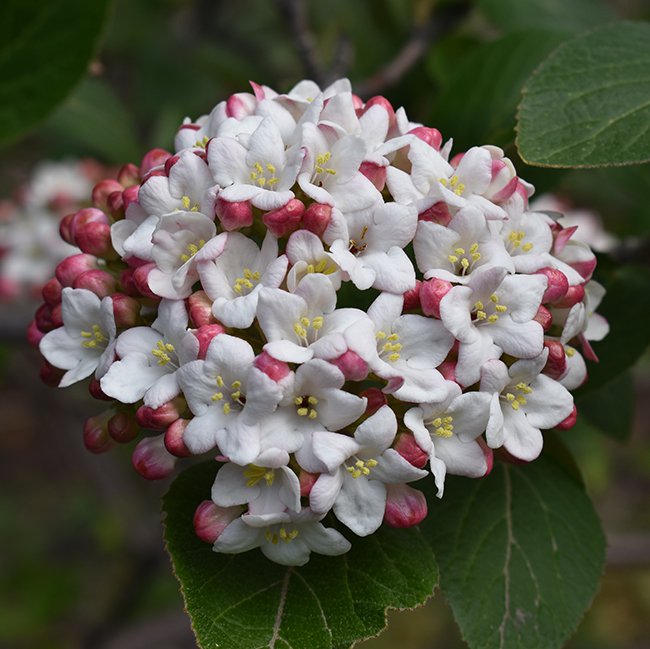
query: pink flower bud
[
  {"left": 56, "top": 254, "right": 97, "bottom": 287},
  {"left": 139, "top": 148, "right": 172, "bottom": 177},
  {"left": 299, "top": 471, "right": 318, "bottom": 498},
  {"left": 132, "top": 263, "right": 160, "bottom": 299},
  {"left": 59, "top": 213, "right": 76, "bottom": 245},
  {"left": 226, "top": 92, "right": 257, "bottom": 118},
  {"left": 533, "top": 305, "right": 553, "bottom": 332},
  {"left": 552, "top": 283, "right": 585, "bottom": 309},
  {"left": 83, "top": 411, "right": 114, "bottom": 454},
  {"left": 418, "top": 201, "right": 452, "bottom": 226},
  {"left": 302, "top": 203, "right": 332, "bottom": 237},
  {"left": 364, "top": 96, "right": 396, "bottom": 129},
  {"left": 556, "top": 404, "right": 578, "bottom": 431},
  {"left": 92, "top": 179, "right": 123, "bottom": 211},
  {"left": 27, "top": 319, "right": 44, "bottom": 347},
  {"left": 188, "top": 290, "right": 217, "bottom": 327},
  {"left": 420, "top": 278, "right": 452, "bottom": 318},
  {"left": 40, "top": 359, "right": 65, "bottom": 386},
  {"left": 117, "top": 163, "right": 140, "bottom": 187},
  {"left": 477, "top": 437, "right": 494, "bottom": 476},
  {"left": 111, "top": 293, "right": 140, "bottom": 328},
  {"left": 394, "top": 432, "right": 428, "bottom": 469},
  {"left": 193, "top": 501, "right": 243, "bottom": 543},
  {"left": 254, "top": 351, "right": 292, "bottom": 382},
  {"left": 535, "top": 267, "right": 569, "bottom": 303},
  {"left": 41, "top": 277, "right": 62, "bottom": 306},
  {"left": 215, "top": 198, "right": 253, "bottom": 231},
  {"left": 402, "top": 280, "right": 421, "bottom": 311},
  {"left": 121, "top": 185, "right": 140, "bottom": 211},
  {"left": 262, "top": 198, "right": 305, "bottom": 237},
  {"left": 383, "top": 483, "right": 427, "bottom": 528},
  {"left": 89, "top": 376, "right": 114, "bottom": 401},
  {"left": 106, "top": 190, "right": 124, "bottom": 219},
  {"left": 164, "top": 154, "right": 180, "bottom": 175},
  {"left": 50, "top": 302, "right": 63, "bottom": 327},
  {"left": 360, "top": 388, "right": 387, "bottom": 416},
  {"left": 330, "top": 350, "right": 369, "bottom": 381},
  {"left": 553, "top": 225, "right": 578, "bottom": 254},
  {"left": 35, "top": 303, "right": 55, "bottom": 332},
  {"left": 108, "top": 411, "right": 140, "bottom": 443},
  {"left": 132, "top": 435, "right": 176, "bottom": 480},
  {"left": 408, "top": 126, "right": 442, "bottom": 150},
  {"left": 164, "top": 418, "right": 192, "bottom": 457},
  {"left": 194, "top": 324, "right": 226, "bottom": 359},
  {"left": 73, "top": 269, "right": 117, "bottom": 297},
  {"left": 119, "top": 268, "right": 142, "bottom": 297},
  {"left": 351, "top": 93, "right": 364, "bottom": 110},
  {"left": 136, "top": 400, "right": 181, "bottom": 430},
  {"left": 359, "top": 161, "right": 387, "bottom": 191},
  {"left": 543, "top": 340, "right": 567, "bottom": 379},
  {"left": 438, "top": 359, "right": 457, "bottom": 382},
  {"left": 70, "top": 207, "right": 109, "bottom": 234}
]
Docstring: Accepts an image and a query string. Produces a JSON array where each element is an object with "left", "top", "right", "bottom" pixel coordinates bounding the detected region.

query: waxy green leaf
[
  {"left": 163, "top": 462, "right": 437, "bottom": 649},
  {"left": 0, "top": 0, "right": 112, "bottom": 146},
  {"left": 424, "top": 456, "right": 605, "bottom": 649},
  {"left": 517, "top": 22, "right": 650, "bottom": 168}
]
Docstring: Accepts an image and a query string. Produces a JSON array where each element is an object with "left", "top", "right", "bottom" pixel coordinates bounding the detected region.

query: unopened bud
[
  {"left": 420, "top": 278, "right": 453, "bottom": 318},
  {"left": 92, "top": 179, "right": 123, "bottom": 212},
  {"left": 394, "top": 432, "right": 428, "bottom": 469},
  {"left": 56, "top": 253, "right": 97, "bottom": 287},
  {"left": 108, "top": 411, "right": 140, "bottom": 443},
  {"left": 73, "top": 269, "right": 117, "bottom": 297},
  {"left": 402, "top": 280, "right": 421, "bottom": 311},
  {"left": 533, "top": 304, "right": 553, "bottom": 332},
  {"left": 302, "top": 203, "right": 332, "bottom": 237},
  {"left": 111, "top": 293, "right": 140, "bottom": 328},
  {"left": 543, "top": 340, "right": 567, "bottom": 379},
  {"left": 418, "top": 201, "right": 452, "bottom": 226},
  {"left": 556, "top": 404, "right": 578, "bottom": 431},
  {"left": 27, "top": 319, "right": 44, "bottom": 347},
  {"left": 477, "top": 437, "right": 494, "bottom": 476},
  {"left": 408, "top": 126, "right": 442, "bottom": 150},
  {"left": 330, "top": 350, "right": 369, "bottom": 381},
  {"left": 364, "top": 96, "right": 396, "bottom": 130},
  {"left": 438, "top": 359, "right": 457, "bottom": 382},
  {"left": 140, "top": 148, "right": 172, "bottom": 177},
  {"left": 83, "top": 411, "right": 114, "bottom": 454},
  {"left": 132, "top": 263, "right": 160, "bottom": 299},
  {"left": 50, "top": 302, "right": 63, "bottom": 328},
  {"left": 262, "top": 198, "right": 305, "bottom": 237},
  {"left": 360, "top": 387, "right": 387, "bottom": 416},
  {"left": 132, "top": 435, "right": 176, "bottom": 480},
  {"left": 254, "top": 351, "right": 292, "bottom": 382},
  {"left": 194, "top": 324, "right": 226, "bottom": 359},
  {"left": 384, "top": 483, "right": 428, "bottom": 528},
  {"left": 535, "top": 267, "right": 569, "bottom": 304},
  {"left": 121, "top": 185, "right": 140, "bottom": 212},
  {"left": 34, "top": 303, "right": 55, "bottom": 332},
  {"left": 164, "top": 418, "right": 192, "bottom": 457},
  {"left": 136, "top": 400, "right": 181, "bottom": 430},
  {"left": 59, "top": 213, "right": 76, "bottom": 245},
  {"left": 89, "top": 376, "right": 114, "bottom": 401},
  {"left": 119, "top": 268, "right": 142, "bottom": 297},
  {"left": 193, "top": 501, "right": 243, "bottom": 543},
  {"left": 226, "top": 92, "right": 257, "bottom": 118},
  {"left": 117, "top": 163, "right": 140, "bottom": 187},
  {"left": 106, "top": 190, "right": 124, "bottom": 218},
  {"left": 299, "top": 470, "right": 318, "bottom": 498},
  {"left": 552, "top": 284, "right": 585, "bottom": 309},
  {"left": 215, "top": 198, "right": 253, "bottom": 231},
  {"left": 39, "top": 359, "right": 64, "bottom": 386},
  {"left": 188, "top": 290, "right": 217, "bottom": 327},
  {"left": 359, "top": 161, "right": 387, "bottom": 191},
  {"left": 41, "top": 277, "right": 62, "bottom": 306}
]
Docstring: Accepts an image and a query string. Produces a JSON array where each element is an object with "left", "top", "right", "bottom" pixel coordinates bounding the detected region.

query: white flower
[
  {"left": 404, "top": 381, "right": 491, "bottom": 497},
  {"left": 197, "top": 231, "right": 288, "bottom": 328},
  {"left": 39, "top": 288, "right": 116, "bottom": 387},
  {"left": 480, "top": 352, "right": 573, "bottom": 461},
  {"left": 310, "top": 406, "right": 427, "bottom": 536},
  {"left": 285, "top": 229, "right": 341, "bottom": 292}
]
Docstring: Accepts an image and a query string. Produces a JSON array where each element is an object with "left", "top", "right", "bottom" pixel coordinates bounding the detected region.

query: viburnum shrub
[{"left": 29, "top": 78, "right": 609, "bottom": 646}]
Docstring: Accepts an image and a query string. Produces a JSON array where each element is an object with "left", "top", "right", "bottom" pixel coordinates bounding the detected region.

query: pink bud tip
[
  {"left": 73, "top": 269, "right": 117, "bottom": 297},
  {"left": 108, "top": 411, "right": 140, "bottom": 443},
  {"left": 122, "top": 185, "right": 140, "bottom": 212},
  {"left": 164, "top": 418, "right": 192, "bottom": 457},
  {"left": 40, "top": 360, "right": 65, "bottom": 386},
  {"left": 136, "top": 401, "right": 181, "bottom": 430},
  {"left": 408, "top": 126, "right": 442, "bottom": 150},
  {"left": 543, "top": 340, "right": 567, "bottom": 380},
  {"left": 92, "top": 179, "right": 123, "bottom": 212},
  {"left": 26, "top": 319, "right": 44, "bottom": 347},
  {"left": 59, "top": 213, "right": 76, "bottom": 245},
  {"left": 384, "top": 484, "right": 427, "bottom": 528},
  {"left": 193, "top": 501, "right": 242, "bottom": 543},
  {"left": 394, "top": 432, "right": 428, "bottom": 469},
  {"left": 194, "top": 324, "right": 226, "bottom": 359},
  {"left": 188, "top": 290, "right": 217, "bottom": 327},
  {"left": 55, "top": 254, "right": 97, "bottom": 287},
  {"left": 254, "top": 351, "right": 292, "bottom": 382},
  {"left": 552, "top": 284, "right": 585, "bottom": 309},
  {"left": 535, "top": 267, "right": 569, "bottom": 304},
  {"left": 330, "top": 350, "right": 369, "bottom": 381},
  {"left": 359, "top": 161, "right": 387, "bottom": 191},
  {"left": 41, "top": 277, "right": 63, "bottom": 307},
  {"left": 299, "top": 471, "right": 318, "bottom": 498},
  {"left": 418, "top": 201, "right": 452, "bottom": 226},
  {"left": 360, "top": 388, "right": 387, "bottom": 416},
  {"left": 477, "top": 437, "right": 494, "bottom": 476},
  {"left": 132, "top": 435, "right": 176, "bottom": 480},
  {"left": 118, "top": 268, "right": 142, "bottom": 298},
  {"left": 364, "top": 96, "right": 396, "bottom": 128},
  {"left": 111, "top": 293, "right": 140, "bottom": 328},
  {"left": 215, "top": 198, "right": 254, "bottom": 231},
  {"left": 402, "top": 280, "right": 421, "bottom": 311},
  {"left": 226, "top": 92, "right": 257, "bottom": 119},
  {"left": 556, "top": 405, "right": 578, "bottom": 430},
  {"left": 302, "top": 203, "right": 332, "bottom": 237},
  {"left": 117, "top": 163, "right": 140, "bottom": 187},
  {"left": 533, "top": 305, "right": 553, "bottom": 332},
  {"left": 262, "top": 198, "right": 305, "bottom": 237},
  {"left": 35, "top": 303, "right": 56, "bottom": 333},
  {"left": 89, "top": 377, "right": 114, "bottom": 401},
  {"left": 106, "top": 190, "right": 124, "bottom": 219},
  {"left": 420, "top": 278, "right": 453, "bottom": 318},
  {"left": 50, "top": 303, "right": 63, "bottom": 328},
  {"left": 83, "top": 411, "right": 114, "bottom": 454},
  {"left": 132, "top": 263, "right": 160, "bottom": 299},
  {"left": 139, "top": 148, "right": 172, "bottom": 177}
]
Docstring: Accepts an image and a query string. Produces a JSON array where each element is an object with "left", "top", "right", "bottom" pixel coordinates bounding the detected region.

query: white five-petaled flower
[
  {"left": 39, "top": 288, "right": 116, "bottom": 387},
  {"left": 285, "top": 229, "right": 342, "bottom": 292}
]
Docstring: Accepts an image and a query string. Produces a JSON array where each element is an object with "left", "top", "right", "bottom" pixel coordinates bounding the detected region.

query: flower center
[
  {"left": 243, "top": 464, "right": 275, "bottom": 487},
  {"left": 180, "top": 239, "right": 206, "bottom": 262},
  {"left": 293, "top": 315, "right": 324, "bottom": 344},
  {"left": 447, "top": 242, "right": 481, "bottom": 274},
  {"left": 250, "top": 161, "right": 279, "bottom": 188},
  {"left": 376, "top": 330, "right": 401, "bottom": 363},
  {"left": 265, "top": 526, "right": 299, "bottom": 544},
  {"left": 193, "top": 136, "right": 209, "bottom": 149},
  {"left": 151, "top": 339, "right": 176, "bottom": 366},
  {"left": 306, "top": 258, "right": 337, "bottom": 275},
  {"left": 507, "top": 230, "right": 533, "bottom": 253},
  {"left": 294, "top": 394, "right": 318, "bottom": 419},
  {"left": 233, "top": 268, "right": 260, "bottom": 295},
  {"left": 315, "top": 151, "right": 336, "bottom": 176},
  {"left": 80, "top": 324, "right": 108, "bottom": 349},
  {"left": 345, "top": 456, "right": 378, "bottom": 479},
  {"left": 473, "top": 293, "right": 507, "bottom": 324},
  {"left": 502, "top": 382, "right": 533, "bottom": 411},
  {"left": 211, "top": 376, "right": 245, "bottom": 415},
  {"left": 439, "top": 174, "right": 465, "bottom": 196},
  {"left": 181, "top": 195, "right": 200, "bottom": 211},
  {"left": 348, "top": 225, "right": 369, "bottom": 256},
  {"left": 427, "top": 415, "right": 454, "bottom": 438}
]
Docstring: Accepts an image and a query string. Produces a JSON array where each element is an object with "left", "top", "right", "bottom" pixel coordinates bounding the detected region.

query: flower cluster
[
  {"left": 1, "top": 159, "right": 106, "bottom": 301},
  {"left": 30, "top": 79, "right": 608, "bottom": 566}
]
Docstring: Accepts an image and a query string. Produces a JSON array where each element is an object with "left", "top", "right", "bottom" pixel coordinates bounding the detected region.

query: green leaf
[
  {"left": 477, "top": 0, "right": 616, "bottom": 33},
  {"left": 582, "top": 263, "right": 650, "bottom": 390},
  {"left": 431, "top": 31, "right": 567, "bottom": 150},
  {"left": 576, "top": 371, "right": 634, "bottom": 442},
  {"left": 425, "top": 456, "right": 605, "bottom": 649},
  {"left": 0, "top": 0, "right": 112, "bottom": 147},
  {"left": 44, "top": 78, "right": 140, "bottom": 163},
  {"left": 163, "top": 462, "right": 437, "bottom": 649},
  {"left": 517, "top": 22, "right": 650, "bottom": 168}
]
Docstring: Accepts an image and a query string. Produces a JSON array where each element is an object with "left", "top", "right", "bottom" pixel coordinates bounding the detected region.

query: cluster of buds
[
  {"left": 0, "top": 160, "right": 107, "bottom": 301},
  {"left": 30, "top": 79, "right": 608, "bottom": 566}
]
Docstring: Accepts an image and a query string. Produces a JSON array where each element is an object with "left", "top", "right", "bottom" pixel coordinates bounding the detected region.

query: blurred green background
[{"left": 1, "top": 1, "right": 649, "bottom": 647}]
